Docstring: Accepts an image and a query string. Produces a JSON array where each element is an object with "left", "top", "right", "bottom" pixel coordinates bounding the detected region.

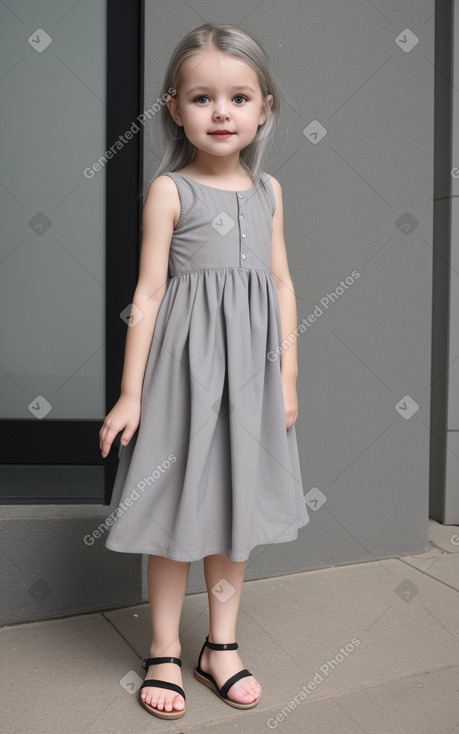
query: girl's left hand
[{"left": 281, "top": 375, "right": 298, "bottom": 430}]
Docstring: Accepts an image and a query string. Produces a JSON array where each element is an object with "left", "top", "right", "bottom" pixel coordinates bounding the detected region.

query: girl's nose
[{"left": 213, "top": 103, "right": 230, "bottom": 120}]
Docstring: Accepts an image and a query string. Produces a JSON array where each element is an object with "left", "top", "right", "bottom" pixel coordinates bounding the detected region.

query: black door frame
[{"left": 0, "top": 1, "right": 143, "bottom": 505}]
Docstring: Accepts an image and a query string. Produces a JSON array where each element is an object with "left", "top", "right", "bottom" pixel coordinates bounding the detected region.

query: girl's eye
[{"left": 193, "top": 95, "right": 249, "bottom": 104}]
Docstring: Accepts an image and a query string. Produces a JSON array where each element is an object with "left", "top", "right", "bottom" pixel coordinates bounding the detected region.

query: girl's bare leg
[
  {"left": 140, "top": 555, "right": 191, "bottom": 714},
  {"left": 200, "top": 554, "right": 262, "bottom": 704}
]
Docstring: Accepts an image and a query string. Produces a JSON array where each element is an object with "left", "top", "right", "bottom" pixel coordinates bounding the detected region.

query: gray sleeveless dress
[{"left": 104, "top": 171, "right": 310, "bottom": 562}]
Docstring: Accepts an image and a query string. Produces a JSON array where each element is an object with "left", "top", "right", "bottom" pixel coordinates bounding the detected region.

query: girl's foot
[
  {"left": 140, "top": 643, "right": 185, "bottom": 715},
  {"left": 199, "top": 641, "right": 261, "bottom": 705}
]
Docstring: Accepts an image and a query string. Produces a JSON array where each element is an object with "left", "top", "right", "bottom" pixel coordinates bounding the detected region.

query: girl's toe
[{"left": 228, "top": 678, "right": 261, "bottom": 704}]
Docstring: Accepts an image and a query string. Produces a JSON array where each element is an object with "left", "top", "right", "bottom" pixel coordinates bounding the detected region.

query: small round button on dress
[{"left": 104, "top": 171, "right": 310, "bottom": 562}]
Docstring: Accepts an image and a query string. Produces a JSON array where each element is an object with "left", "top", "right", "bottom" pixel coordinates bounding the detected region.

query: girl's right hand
[{"left": 99, "top": 394, "right": 141, "bottom": 458}]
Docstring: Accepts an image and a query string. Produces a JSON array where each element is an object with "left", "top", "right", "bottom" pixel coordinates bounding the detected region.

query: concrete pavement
[{"left": 1, "top": 518, "right": 458, "bottom": 733}]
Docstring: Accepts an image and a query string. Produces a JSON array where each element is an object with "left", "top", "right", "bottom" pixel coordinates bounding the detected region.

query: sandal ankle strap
[
  {"left": 204, "top": 635, "right": 238, "bottom": 651},
  {"left": 142, "top": 656, "right": 182, "bottom": 669}
]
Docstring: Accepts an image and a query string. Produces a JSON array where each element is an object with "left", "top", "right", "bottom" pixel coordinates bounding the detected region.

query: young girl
[{"left": 99, "top": 23, "right": 310, "bottom": 720}]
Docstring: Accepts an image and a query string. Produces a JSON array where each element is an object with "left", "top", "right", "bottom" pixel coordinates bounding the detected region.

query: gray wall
[
  {"left": 0, "top": 0, "right": 435, "bottom": 625},
  {"left": 143, "top": 0, "right": 433, "bottom": 595}
]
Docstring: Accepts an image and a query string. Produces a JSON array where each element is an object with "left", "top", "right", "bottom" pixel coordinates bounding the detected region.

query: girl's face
[{"left": 166, "top": 47, "right": 273, "bottom": 159}]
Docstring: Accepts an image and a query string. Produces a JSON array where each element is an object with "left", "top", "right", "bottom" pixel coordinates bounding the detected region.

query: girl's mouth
[{"left": 208, "top": 131, "right": 235, "bottom": 137}]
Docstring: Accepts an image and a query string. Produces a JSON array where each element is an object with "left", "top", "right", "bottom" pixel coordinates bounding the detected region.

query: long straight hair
[{"left": 141, "top": 23, "right": 281, "bottom": 197}]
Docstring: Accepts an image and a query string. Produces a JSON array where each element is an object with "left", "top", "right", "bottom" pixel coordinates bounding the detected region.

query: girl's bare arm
[
  {"left": 269, "top": 175, "right": 299, "bottom": 378},
  {"left": 268, "top": 175, "right": 299, "bottom": 429},
  {"left": 99, "top": 175, "right": 179, "bottom": 456},
  {"left": 120, "top": 175, "right": 178, "bottom": 399}
]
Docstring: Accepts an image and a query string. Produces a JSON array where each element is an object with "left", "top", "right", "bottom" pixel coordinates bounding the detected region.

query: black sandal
[
  {"left": 194, "top": 636, "right": 261, "bottom": 709},
  {"left": 139, "top": 656, "right": 186, "bottom": 719}
]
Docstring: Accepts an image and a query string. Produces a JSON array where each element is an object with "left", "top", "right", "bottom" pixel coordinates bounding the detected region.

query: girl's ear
[
  {"left": 166, "top": 96, "right": 183, "bottom": 126},
  {"left": 258, "top": 94, "right": 273, "bottom": 125}
]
